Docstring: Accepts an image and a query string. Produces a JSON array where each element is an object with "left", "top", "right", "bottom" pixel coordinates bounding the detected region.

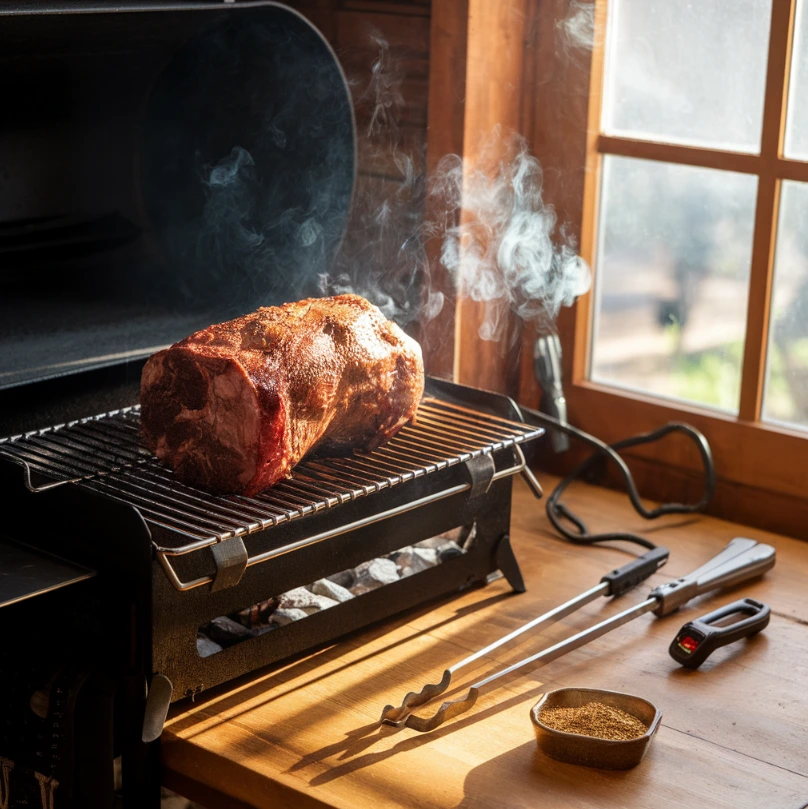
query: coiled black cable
[{"left": 518, "top": 405, "right": 716, "bottom": 551}]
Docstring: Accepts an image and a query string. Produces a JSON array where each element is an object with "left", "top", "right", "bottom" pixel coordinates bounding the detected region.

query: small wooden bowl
[{"left": 530, "top": 687, "right": 662, "bottom": 770}]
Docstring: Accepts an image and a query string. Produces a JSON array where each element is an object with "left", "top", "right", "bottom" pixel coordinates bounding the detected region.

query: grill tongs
[{"left": 380, "top": 538, "right": 775, "bottom": 732}]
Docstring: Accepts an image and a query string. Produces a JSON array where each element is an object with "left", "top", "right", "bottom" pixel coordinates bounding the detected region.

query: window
[{"left": 566, "top": 0, "right": 808, "bottom": 523}]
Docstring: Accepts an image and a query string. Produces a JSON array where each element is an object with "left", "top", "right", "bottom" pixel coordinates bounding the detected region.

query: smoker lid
[{"left": 0, "top": 0, "right": 357, "bottom": 390}]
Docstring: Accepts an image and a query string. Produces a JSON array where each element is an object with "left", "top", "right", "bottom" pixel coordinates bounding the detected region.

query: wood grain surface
[{"left": 163, "top": 477, "right": 808, "bottom": 809}]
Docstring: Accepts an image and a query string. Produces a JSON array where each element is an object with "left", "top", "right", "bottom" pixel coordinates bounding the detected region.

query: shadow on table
[
  {"left": 291, "top": 671, "right": 566, "bottom": 787},
  {"left": 453, "top": 740, "right": 646, "bottom": 809}
]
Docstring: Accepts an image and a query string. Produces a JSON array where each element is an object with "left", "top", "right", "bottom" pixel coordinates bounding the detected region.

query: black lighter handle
[
  {"left": 601, "top": 546, "right": 669, "bottom": 597},
  {"left": 669, "top": 597, "right": 770, "bottom": 669}
]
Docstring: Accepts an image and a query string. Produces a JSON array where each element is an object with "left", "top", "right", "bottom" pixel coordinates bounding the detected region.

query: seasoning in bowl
[
  {"left": 539, "top": 701, "right": 648, "bottom": 741},
  {"left": 530, "top": 688, "right": 662, "bottom": 769}
]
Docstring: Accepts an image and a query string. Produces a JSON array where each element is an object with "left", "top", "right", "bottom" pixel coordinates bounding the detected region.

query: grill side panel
[{"left": 152, "top": 472, "right": 515, "bottom": 700}]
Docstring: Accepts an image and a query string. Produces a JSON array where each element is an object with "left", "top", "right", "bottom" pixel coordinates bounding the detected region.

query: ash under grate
[{"left": 197, "top": 526, "right": 471, "bottom": 657}]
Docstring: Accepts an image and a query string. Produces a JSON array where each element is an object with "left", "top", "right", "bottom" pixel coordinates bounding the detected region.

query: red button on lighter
[
  {"left": 677, "top": 635, "right": 700, "bottom": 654},
  {"left": 669, "top": 598, "right": 770, "bottom": 669}
]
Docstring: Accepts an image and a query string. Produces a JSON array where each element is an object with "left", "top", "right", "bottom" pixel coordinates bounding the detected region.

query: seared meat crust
[{"left": 140, "top": 294, "right": 424, "bottom": 495}]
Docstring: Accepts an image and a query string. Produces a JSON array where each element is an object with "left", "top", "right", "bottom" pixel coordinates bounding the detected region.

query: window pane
[
  {"left": 785, "top": 0, "right": 808, "bottom": 159},
  {"left": 603, "top": 0, "right": 772, "bottom": 153},
  {"left": 763, "top": 181, "right": 808, "bottom": 427},
  {"left": 590, "top": 156, "right": 757, "bottom": 413}
]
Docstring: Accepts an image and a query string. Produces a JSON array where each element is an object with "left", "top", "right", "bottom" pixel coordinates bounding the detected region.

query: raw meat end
[{"left": 140, "top": 349, "right": 270, "bottom": 494}]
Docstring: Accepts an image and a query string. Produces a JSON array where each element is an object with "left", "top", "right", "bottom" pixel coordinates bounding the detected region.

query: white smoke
[
  {"left": 557, "top": 1, "right": 596, "bottom": 58},
  {"left": 431, "top": 131, "right": 591, "bottom": 340},
  {"left": 202, "top": 146, "right": 266, "bottom": 272},
  {"left": 363, "top": 31, "right": 405, "bottom": 139},
  {"left": 319, "top": 34, "right": 590, "bottom": 343},
  {"left": 319, "top": 32, "right": 431, "bottom": 326}
]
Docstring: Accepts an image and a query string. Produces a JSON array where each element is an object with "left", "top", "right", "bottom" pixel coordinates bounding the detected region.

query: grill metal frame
[
  {"left": 0, "top": 396, "right": 541, "bottom": 591},
  {"left": 0, "top": 376, "right": 545, "bottom": 714}
]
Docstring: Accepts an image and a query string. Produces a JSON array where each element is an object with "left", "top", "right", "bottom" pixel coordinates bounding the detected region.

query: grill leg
[
  {"left": 74, "top": 672, "right": 115, "bottom": 809},
  {"left": 121, "top": 675, "right": 162, "bottom": 809},
  {"left": 495, "top": 534, "right": 525, "bottom": 593}
]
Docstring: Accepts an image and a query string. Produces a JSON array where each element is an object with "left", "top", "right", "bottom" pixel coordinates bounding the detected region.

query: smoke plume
[
  {"left": 317, "top": 33, "right": 591, "bottom": 344},
  {"left": 557, "top": 1, "right": 595, "bottom": 53},
  {"left": 556, "top": 0, "right": 596, "bottom": 68},
  {"left": 319, "top": 33, "right": 432, "bottom": 328},
  {"left": 431, "top": 131, "right": 591, "bottom": 340},
  {"left": 184, "top": 21, "right": 591, "bottom": 347},
  {"left": 202, "top": 147, "right": 266, "bottom": 277}
]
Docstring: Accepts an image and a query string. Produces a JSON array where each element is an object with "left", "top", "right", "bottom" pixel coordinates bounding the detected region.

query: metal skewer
[
  {"left": 383, "top": 537, "right": 775, "bottom": 732},
  {"left": 380, "top": 547, "right": 669, "bottom": 725}
]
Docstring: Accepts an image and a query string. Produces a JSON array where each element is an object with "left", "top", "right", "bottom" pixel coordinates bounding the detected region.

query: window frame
[{"left": 563, "top": 0, "right": 808, "bottom": 505}]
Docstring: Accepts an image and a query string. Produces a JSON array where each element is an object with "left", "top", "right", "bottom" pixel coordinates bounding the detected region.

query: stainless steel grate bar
[{"left": 1, "top": 398, "right": 542, "bottom": 554}]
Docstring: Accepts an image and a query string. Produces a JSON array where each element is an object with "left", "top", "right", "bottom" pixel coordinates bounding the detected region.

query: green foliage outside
[
  {"left": 663, "top": 323, "right": 808, "bottom": 422},
  {"left": 666, "top": 326, "right": 742, "bottom": 412}
]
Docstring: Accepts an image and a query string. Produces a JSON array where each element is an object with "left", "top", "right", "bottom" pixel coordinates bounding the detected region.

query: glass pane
[
  {"left": 591, "top": 156, "right": 757, "bottom": 413},
  {"left": 785, "top": 0, "right": 808, "bottom": 159},
  {"left": 603, "top": 0, "right": 772, "bottom": 152},
  {"left": 763, "top": 181, "right": 808, "bottom": 427}
]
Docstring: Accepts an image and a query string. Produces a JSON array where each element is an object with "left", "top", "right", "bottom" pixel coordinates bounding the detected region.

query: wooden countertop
[{"left": 162, "top": 477, "right": 808, "bottom": 809}]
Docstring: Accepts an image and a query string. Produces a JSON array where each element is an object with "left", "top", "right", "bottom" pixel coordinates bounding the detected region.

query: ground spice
[{"left": 539, "top": 701, "right": 648, "bottom": 741}]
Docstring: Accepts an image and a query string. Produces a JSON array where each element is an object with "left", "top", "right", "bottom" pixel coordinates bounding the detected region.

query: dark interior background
[{"left": 0, "top": 3, "right": 357, "bottom": 400}]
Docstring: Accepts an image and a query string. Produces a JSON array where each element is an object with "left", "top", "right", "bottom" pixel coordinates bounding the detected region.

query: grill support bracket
[
  {"left": 465, "top": 452, "right": 496, "bottom": 499},
  {"left": 209, "top": 538, "right": 248, "bottom": 592}
]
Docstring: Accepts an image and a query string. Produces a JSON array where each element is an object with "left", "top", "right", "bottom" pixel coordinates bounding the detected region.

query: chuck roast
[{"left": 140, "top": 294, "right": 424, "bottom": 495}]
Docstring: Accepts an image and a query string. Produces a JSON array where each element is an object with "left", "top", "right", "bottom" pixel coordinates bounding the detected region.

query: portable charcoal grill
[
  {"left": 0, "top": 2, "right": 546, "bottom": 807},
  {"left": 0, "top": 378, "right": 544, "bottom": 700},
  {"left": 0, "top": 378, "right": 544, "bottom": 808},
  {"left": 0, "top": 380, "right": 542, "bottom": 700}
]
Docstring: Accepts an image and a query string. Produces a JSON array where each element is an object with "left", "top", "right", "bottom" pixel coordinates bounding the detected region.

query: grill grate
[{"left": 1, "top": 398, "right": 541, "bottom": 548}]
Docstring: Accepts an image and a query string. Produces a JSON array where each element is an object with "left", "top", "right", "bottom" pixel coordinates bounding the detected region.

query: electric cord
[{"left": 517, "top": 404, "right": 716, "bottom": 552}]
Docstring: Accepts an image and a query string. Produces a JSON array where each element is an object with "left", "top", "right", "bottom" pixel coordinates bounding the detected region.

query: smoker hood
[{"left": 0, "top": 1, "right": 357, "bottom": 402}]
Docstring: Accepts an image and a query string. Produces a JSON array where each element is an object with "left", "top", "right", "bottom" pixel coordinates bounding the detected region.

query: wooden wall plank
[
  {"left": 336, "top": 10, "right": 431, "bottom": 60},
  {"left": 342, "top": 1, "right": 430, "bottom": 16},
  {"left": 518, "top": 0, "right": 598, "bottom": 407},
  {"left": 419, "top": 0, "right": 469, "bottom": 378},
  {"left": 453, "top": 0, "right": 528, "bottom": 393}
]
